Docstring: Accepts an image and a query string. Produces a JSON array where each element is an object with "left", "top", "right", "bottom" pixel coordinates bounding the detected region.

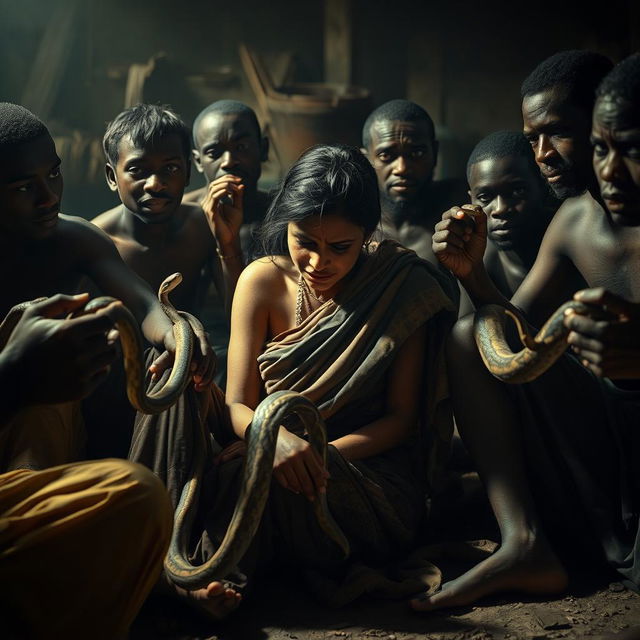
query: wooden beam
[{"left": 324, "top": 0, "right": 352, "bottom": 85}]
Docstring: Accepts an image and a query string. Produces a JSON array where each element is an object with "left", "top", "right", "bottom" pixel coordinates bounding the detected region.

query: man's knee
[
  {"left": 446, "top": 315, "right": 477, "bottom": 365},
  {"left": 87, "top": 459, "right": 173, "bottom": 540}
]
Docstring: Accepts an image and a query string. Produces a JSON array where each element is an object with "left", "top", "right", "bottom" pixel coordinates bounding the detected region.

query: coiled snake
[
  {"left": 0, "top": 272, "right": 195, "bottom": 414},
  {"left": 473, "top": 300, "right": 590, "bottom": 383},
  {"left": 0, "top": 278, "right": 349, "bottom": 590},
  {"left": 165, "top": 389, "right": 351, "bottom": 590}
]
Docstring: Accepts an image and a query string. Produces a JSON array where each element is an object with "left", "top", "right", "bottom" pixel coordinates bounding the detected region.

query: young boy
[
  {"left": 94, "top": 104, "right": 244, "bottom": 322},
  {"left": 460, "top": 130, "right": 558, "bottom": 315}
]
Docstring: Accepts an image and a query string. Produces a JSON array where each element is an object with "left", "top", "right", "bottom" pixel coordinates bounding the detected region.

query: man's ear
[
  {"left": 260, "top": 136, "right": 269, "bottom": 162},
  {"left": 105, "top": 164, "right": 118, "bottom": 192},
  {"left": 433, "top": 139, "right": 440, "bottom": 167},
  {"left": 192, "top": 149, "right": 203, "bottom": 174},
  {"left": 467, "top": 189, "right": 472, "bottom": 200},
  {"left": 361, "top": 146, "right": 375, "bottom": 167}
]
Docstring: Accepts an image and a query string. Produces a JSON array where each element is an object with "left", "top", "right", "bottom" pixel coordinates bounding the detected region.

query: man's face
[
  {"left": 105, "top": 134, "right": 189, "bottom": 224},
  {"left": 366, "top": 119, "right": 438, "bottom": 216},
  {"left": 522, "top": 86, "right": 593, "bottom": 199},
  {"left": 469, "top": 155, "right": 547, "bottom": 250},
  {"left": 591, "top": 95, "right": 640, "bottom": 224},
  {"left": 192, "top": 112, "right": 266, "bottom": 191},
  {"left": 0, "top": 133, "right": 62, "bottom": 243}
]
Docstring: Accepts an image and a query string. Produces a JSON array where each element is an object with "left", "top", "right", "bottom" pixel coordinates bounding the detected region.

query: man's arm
[
  {"left": 433, "top": 203, "right": 587, "bottom": 327},
  {"left": 64, "top": 216, "right": 174, "bottom": 348},
  {"left": 200, "top": 176, "right": 245, "bottom": 318}
]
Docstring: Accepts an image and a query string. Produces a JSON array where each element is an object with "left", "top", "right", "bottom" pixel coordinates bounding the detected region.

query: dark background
[{"left": 1, "top": 0, "right": 638, "bottom": 216}]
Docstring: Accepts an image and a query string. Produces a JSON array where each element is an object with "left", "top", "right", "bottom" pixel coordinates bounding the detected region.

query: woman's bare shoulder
[{"left": 239, "top": 255, "right": 295, "bottom": 290}]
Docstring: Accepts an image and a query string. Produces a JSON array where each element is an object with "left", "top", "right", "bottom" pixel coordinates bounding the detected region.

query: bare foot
[
  {"left": 171, "top": 579, "right": 242, "bottom": 621},
  {"left": 410, "top": 536, "right": 568, "bottom": 612}
]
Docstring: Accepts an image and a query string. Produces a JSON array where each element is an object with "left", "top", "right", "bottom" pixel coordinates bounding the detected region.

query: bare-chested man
[
  {"left": 94, "top": 104, "right": 242, "bottom": 326},
  {"left": 0, "top": 102, "right": 207, "bottom": 469},
  {"left": 0, "top": 102, "right": 239, "bottom": 621},
  {"left": 459, "top": 130, "right": 558, "bottom": 316},
  {"left": 185, "top": 99, "right": 270, "bottom": 259},
  {"left": 183, "top": 100, "right": 271, "bottom": 386},
  {"left": 411, "top": 53, "right": 640, "bottom": 610},
  {"left": 361, "top": 99, "right": 467, "bottom": 265}
]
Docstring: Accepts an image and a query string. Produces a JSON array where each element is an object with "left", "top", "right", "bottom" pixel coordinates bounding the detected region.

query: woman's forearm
[{"left": 329, "top": 414, "right": 413, "bottom": 461}]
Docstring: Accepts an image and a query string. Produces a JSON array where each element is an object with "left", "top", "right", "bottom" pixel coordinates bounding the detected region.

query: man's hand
[
  {"left": 565, "top": 288, "right": 640, "bottom": 379},
  {"left": 201, "top": 175, "right": 244, "bottom": 252},
  {"left": 272, "top": 427, "right": 330, "bottom": 502},
  {"left": 2, "top": 293, "right": 118, "bottom": 406},
  {"left": 149, "top": 322, "right": 216, "bottom": 392},
  {"left": 432, "top": 205, "right": 487, "bottom": 279}
]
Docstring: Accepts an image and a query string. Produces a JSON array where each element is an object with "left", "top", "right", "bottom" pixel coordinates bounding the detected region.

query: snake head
[{"left": 159, "top": 272, "right": 183, "bottom": 296}]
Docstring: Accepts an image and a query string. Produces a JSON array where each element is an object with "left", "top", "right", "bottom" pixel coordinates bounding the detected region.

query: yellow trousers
[{"left": 0, "top": 458, "right": 173, "bottom": 639}]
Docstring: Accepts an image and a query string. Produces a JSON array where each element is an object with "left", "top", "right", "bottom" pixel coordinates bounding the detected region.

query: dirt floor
[
  {"left": 130, "top": 472, "right": 640, "bottom": 640},
  {"left": 132, "top": 564, "right": 640, "bottom": 640}
]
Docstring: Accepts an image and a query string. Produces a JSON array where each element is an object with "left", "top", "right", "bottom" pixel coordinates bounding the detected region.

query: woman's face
[{"left": 287, "top": 212, "right": 366, "bottom": 297}]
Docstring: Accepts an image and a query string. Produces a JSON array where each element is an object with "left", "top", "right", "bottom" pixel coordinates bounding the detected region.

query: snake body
[
  {"left": 164, "top": 389, "right": 350, "bottom": 590},
  {"left": 83, "top": 273, "right": 194, "bottom": 414},
  {"left": 473, "top": 300, "right": 589, "bottom": 383},
  {"left": 1, "top": 280, "right": 348, "bottom": 590}
]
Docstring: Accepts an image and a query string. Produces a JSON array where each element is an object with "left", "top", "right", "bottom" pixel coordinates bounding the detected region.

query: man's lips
[
  {"left": 390, "top": 181, "right": 417, "bottom": 192},
  {"left": 139, "top": 197, "right": 172, "bottom": 210},
  {"left": 602, "top": 191, "right": 637, "bottom": 211}
]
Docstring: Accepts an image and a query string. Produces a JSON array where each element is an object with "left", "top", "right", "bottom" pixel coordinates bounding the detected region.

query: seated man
[
  {"left": 522, "top": 49, "right": 613, "bottom": 202},
  {"left": 0, "top": 102, "right": 212, "bottom": 471},
  {"left": 361, "top": 99, "right": 467, "bottom": 265},
  {"left": 185, "top": 99, "right": 270, "bottom": 260},
  {"left": 184, "top": 100, "right": 271, "bottom": 387},
  {"left": 413, "top": 53, "right": 640, "bottom": 611},
  {"left": 0, "top": 293, "right": 173, "bottom": 639},
  {"left": 94, "top": 104, "right": 242, "bottom": 322},
  {"left": 459, "top": 130, "right": 558, "bottom": 316}
]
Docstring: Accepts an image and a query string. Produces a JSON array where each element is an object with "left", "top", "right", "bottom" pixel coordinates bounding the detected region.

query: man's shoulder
[
  {"left": 56, "top": 213, "right": 113, "bottom": 251},
  {"left": 182, "top": 186, "right": 205, "bottom": 204},
  {"left": 557, "top": 191, "right": 601, "bottom": 217},
  {"left": 91, "top": 205, "right": 122, "bottom": 232}
]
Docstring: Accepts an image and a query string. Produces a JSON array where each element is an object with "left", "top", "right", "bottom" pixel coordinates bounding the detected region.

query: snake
[
  {"left": 472, "top": 300, "right": 590, "bottom": 384},
  {"left": 164, "top": 389, "right": 351, "bottom": 591},
  {"left": 1, "top": 281, "right": 349, "bottom": 589}
]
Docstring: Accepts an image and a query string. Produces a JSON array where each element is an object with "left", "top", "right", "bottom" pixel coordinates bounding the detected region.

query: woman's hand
[{"left": 272, "top": 427, "right": 330, "bottom": 501}]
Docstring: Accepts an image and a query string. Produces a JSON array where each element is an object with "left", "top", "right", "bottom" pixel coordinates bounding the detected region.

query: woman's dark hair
[{"left": 259, "top": 144, "right": 380, "bottom": 256}]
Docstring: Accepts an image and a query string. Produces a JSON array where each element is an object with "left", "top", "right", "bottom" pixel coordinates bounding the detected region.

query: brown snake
[
  {"left": 0, "top": 278, "right": 349, "bottom": 590},
  {"left": 473, "top": 300, "right": 590, "bottom": 383}
]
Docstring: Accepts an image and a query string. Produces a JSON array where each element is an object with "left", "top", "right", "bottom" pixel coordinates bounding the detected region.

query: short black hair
[
  {"left": 596, "top": 52, "right": 640, "bottom": 104},
  {"left": 0, "top": 103, "right": 49, "bottom": 158},
  {"left": 192, "top": 100, "right": 261, "bottom": 147},
  {"left": 466, "top": 130, "right": 539, "bottom": 181},
  {"left": 362, "top": 99, "right": 435, "bottom": 149},
  {"left": 103, "top": 103, "right": 191, "bottom": 166},
  {"left": 521, "top": 50, "right": 613, "bottom": 113}
]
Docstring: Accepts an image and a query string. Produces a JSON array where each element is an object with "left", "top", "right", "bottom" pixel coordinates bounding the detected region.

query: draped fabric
[{"left": 130, "top": 240, "right": 457, "bottom": 604}]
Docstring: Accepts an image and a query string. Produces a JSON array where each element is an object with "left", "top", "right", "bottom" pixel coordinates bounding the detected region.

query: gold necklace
[{"left": 295, "top": 275, "right": 326, "bottom": 326}]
